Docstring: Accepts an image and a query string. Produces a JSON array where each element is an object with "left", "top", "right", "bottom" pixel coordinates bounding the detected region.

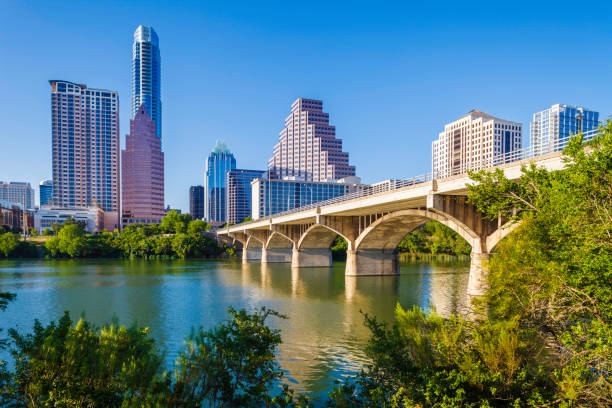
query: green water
[{"left": 0, "top": 258, "right": 469, "bottom": 398}]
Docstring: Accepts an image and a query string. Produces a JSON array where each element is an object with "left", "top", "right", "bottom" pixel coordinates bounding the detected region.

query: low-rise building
[
  {"left": 1, "top": 200, "right": 35, "bottom": 232},
  {"left": 251, "top": 176, "right": 362, "bottom": 220},
  {"left": 34, "top": 207, "right": 104, "bottom": 233}
]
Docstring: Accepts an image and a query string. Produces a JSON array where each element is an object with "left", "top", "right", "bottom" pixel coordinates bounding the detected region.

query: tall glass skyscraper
[
  {"left": 530, "top": 104, "right": 599, "bottom": 155},
  {"left": 204, "top": 141, "right": 236, "bottom": 223},
  {"left": 132, "top": 25, "right": 161, "bottom": 139}
]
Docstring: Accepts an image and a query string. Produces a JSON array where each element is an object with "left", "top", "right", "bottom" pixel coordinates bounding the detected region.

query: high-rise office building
[
  {"left": 268, "top": 98, "right": 356, "bottom": 181},
  {"left": 530, "top": 104, "right": 599, "bottom": 155},
  {"left": 226, "top": 169, "right": 265, "bottom": 224},
  {"left": 251, "top": 177, "right": 362, "bottom": 219},
  {"left": 39, "top": 180, "right": 53, "bottom": 206},
  {"left": 132, "top": 25, "right": 161, "bottom": 139},
  {"left": 0, "top": 181, "right": 35, "bottom": 209},
  {"left": 189, "top": 185, "right": 205, "bottom": 220},
  {"left": 205, "top": 141, "right": 236, "bottom": 223},
  {"left": 121, "top": 104, "right": 165, "bottom": 227},
  {"left": 50, "top": 80, "right": 120, "bottom": 231},
  {"left": 432, "top": 110, "right": 522, "bottom": 178}
]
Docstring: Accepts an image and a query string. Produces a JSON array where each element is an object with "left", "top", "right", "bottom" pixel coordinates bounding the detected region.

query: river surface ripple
[{"left": 0, "top": 258, "right": 469, "bottom": 400}]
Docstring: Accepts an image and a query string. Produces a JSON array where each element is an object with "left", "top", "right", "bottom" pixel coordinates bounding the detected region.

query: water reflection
[{"left": 0, "top": 258, "right": 469, "bottom": 399}]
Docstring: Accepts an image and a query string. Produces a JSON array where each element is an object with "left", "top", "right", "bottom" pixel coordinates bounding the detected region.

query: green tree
[
  {"left": 0, "top": 233, "right": 18, "bottom": 257},
  {"left": 42, "top": 228, "right": 52, "bottom": 236},
  {"left": 4, "top": 312, "right": 165, "bottom": 407},
  {"left": 28, "top": 228, "right": 38, "bottom": 237},
  {"left": 172, "top": 307, "right": 287, "bottom": 407},
  {"left": 187, "top": 219, "right": 210, "bottom": 235}
]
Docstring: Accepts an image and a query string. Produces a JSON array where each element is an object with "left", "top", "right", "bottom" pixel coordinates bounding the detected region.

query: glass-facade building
[
  {"left": 204, "top": 141, "right": 236, "bottom": 223},
  {"left": 251, "top": 178, "right": 361, "bottom": 219},
  {"left": 39, "top": 180, "right": 53, "bottom": 206},
  {"left": 0, "top": 181, "right": 35, "bottom": 209},
  {"left": 530, "top": 104, "right": 599, "bottom": 155},
  {"left": 132, "top": 25, "right": 161, "bottom": 139},
  {"left": 189, "top": 185, "right": 205, "bottom": 220},
  {"left": 226, "top": 169, "right": 265, "bottom": 224}
]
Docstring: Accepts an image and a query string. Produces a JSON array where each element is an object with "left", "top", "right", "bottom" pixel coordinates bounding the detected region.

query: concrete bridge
[{"left": 217, "top": 137, "right": 591, "bottom": 297}]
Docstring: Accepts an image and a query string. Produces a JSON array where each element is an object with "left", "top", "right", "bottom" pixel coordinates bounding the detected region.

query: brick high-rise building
[
  {"left": 121, "top": 104, "right": 165, "bottom": 227},
  {"left": 268, "top": 98, "right": 356, "bottom": 181},
  {"left": 50, "top": 80, "right": 120, "bottom": 230}
]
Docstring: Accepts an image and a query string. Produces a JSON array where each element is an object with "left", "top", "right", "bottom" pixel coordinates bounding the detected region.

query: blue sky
[{"left": 1, "top": 1, "right": 612, "bottom": 212}]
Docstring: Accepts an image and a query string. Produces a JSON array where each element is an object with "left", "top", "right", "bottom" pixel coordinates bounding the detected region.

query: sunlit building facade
[
  {"left": 530, "top": 104, "right": 599, "bottom": 155},
  {"left": 268, "top": 98, "right": 356, "bottom": 181},
  {"left": 50, "top": 80, "right": 120, "bottom": 231},
  {"left": 121, "top": 104, "right": 165, "bottom": 227},
  {"left": 39, "top": 180, "right": 53, "bottom": 207},
  {"left": 432, "top": 110, "right": 522, "bottom": 178},
  {"left": 204, "top": 141, "right": 236, "bottom": 223},
  {"left": 0, "top": 181, "right": 35, "bottom": 209},
  {"left": 251, "top": 177, "right": 362, "bottom": 219},
  {"left": 132, "top": 25, "right": 162, "bottom": 139}
]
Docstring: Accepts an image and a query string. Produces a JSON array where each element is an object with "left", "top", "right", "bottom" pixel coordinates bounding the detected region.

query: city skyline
[{"left": 2, "top": 1, "right": 612, "bottom": 212}]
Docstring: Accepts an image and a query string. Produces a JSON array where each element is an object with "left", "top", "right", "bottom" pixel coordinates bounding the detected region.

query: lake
[{"left": 0, "top": 258, "right": 469, "bottom": 400}]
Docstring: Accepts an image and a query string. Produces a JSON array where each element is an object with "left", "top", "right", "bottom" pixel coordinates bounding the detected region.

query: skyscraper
[
  {"left": 50, "top": 80, "right": 120, "bottom": 230},
  {"left": 132, "top": 25, "right": 161, "bottom": 139},
  {"left": 204, "top": 141, "right": 236, "bottom": 223},
  {"left": 226, "top": 169, "right": 265, "bottom": 224},
  {"left": 268, "top": 98, "right": 356, "bottom": 181},
  {"left": 121, "top": 104, "right": 165, "bottom": 227},
  {"left": 39, "top": 180, "right": 53, "bottom": 206},
  {"left": 0, "top": 181, "right": 35, "bottom": 209},
  {"left": 189, "top": 185, "right": 205, "bottom": 220},
  {"left": 530, "top": 104, "right": 599, "bottom": 155},
  {"left": 432, "top": 110, "right": 522, "bottom": 178}
]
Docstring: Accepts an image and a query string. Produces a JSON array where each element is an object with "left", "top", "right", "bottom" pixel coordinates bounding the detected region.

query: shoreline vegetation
[{"left": 1, "top": 129, "right": 611, "bottom": 406}]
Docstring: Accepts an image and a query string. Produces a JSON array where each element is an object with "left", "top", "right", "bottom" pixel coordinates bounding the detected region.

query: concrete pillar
[
  {"left": 262, "top": 247, "right": 292, "bottom": 263},
  {"left": 291, "top": 248, "right": 332, "bottom": 268},
  {"left": 345, "top": 249, "right": 399, "bottom": 276},
  {"left": 467, "top": 250, "right": 490, "bottom": 296},
  {"left": 242, "top": 247, "right": 262, "bottom": 262}
]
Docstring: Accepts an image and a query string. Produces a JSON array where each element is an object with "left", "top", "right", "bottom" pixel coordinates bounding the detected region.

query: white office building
[
  {"left": 0, "top": 181, "right": 35, "bottom": 209},
  {"left": 432, "top": 110, "right": 522, "bottom": 178},
  {"left": 34, "top": 207, "right": 104, "bottom": 233}
]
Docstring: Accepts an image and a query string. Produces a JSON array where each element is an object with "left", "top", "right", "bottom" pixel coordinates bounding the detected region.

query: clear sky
[{"left": 1, "top": 0, "right": 612, "bottom": 212}]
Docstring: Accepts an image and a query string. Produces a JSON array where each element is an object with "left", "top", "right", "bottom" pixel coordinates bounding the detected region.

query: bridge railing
[{"left": 232, "top": 129, "right": 601, "bottom": 227}]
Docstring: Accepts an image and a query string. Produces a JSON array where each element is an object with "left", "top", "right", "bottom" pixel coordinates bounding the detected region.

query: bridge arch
[
  {"left": 266, "top": 231, "right": 294, "bottom": 249},
  {"left": 355, "top": 209, "right": 481, "bottom": 252},
  {"left": 245, "top": 235, "right": 264, "bottom": 249},
  {"left": 485, "top": 220, "right": 521, "bottom": 253},
  {"left": 297, "top": 223, "right": 352, "bottom": 251}
]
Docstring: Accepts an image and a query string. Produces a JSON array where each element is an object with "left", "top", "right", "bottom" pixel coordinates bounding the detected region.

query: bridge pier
[
  {"left": 242, "top": 247, "right": 262, "bottom": 261},
  {"left": 291, "top": 248, "right": 332, "bottom": 268},
  {"left": 345, "top": 249, "right": 399, "bottom": 276},
  {"left": 467, "top": 250, "right": 490, "bottom": 296},
  {"left": 262, "top": 247, "right": 293, "bottom": 263}
]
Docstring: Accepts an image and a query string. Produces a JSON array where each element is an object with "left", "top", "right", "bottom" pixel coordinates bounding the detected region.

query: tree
[
  {"left": 4, "top": 312, "right": 165, "bottom": 407},
  {"left": 0, "top": 233, "right": 18, "bottom": 257},
  {"left": 0, "top": 292, "right": 16, "bottom": 406},
  {"left": 42, "top": 228, "right": 52, "bottom": 236},
  {"left": 172, "top": 307, "right": 287, "bottom": 407},
  {"left": 188, "top": 219, "right": 210, "bottom": 235}
]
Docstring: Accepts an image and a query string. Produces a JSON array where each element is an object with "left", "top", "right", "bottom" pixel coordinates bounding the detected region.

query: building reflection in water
[{"left": 0, "top": 257, "right": 469, "bottom": 400}]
